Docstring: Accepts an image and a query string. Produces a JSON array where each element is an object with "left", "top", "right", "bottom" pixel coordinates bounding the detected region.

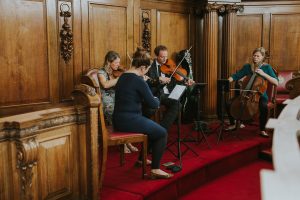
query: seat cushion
[
  {"left": 277, "top": 71, "right": 294, "bottom": 93},
  {"left": 276, "top": 94, "right": 290, "bottom": 104}
]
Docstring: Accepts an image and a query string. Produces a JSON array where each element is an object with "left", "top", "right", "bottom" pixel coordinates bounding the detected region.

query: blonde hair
[{"left": 252, "top": 47, "right": 266, "bottom": 61}]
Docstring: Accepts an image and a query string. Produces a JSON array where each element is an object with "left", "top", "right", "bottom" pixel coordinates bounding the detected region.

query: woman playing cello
[{"left": 227, "top": 47, "right": 279, "bottom": 137}]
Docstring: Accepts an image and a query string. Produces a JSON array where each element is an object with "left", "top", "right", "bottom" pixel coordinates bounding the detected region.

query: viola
[
  {"left": 229, "top": 73, "right": 268, "bottom": 121},
  {"left": 112, "top": 66, "right": 125, "bottom": 78},
  {"left": 160, "top": 59, "right": 188, "bottom": 82}
]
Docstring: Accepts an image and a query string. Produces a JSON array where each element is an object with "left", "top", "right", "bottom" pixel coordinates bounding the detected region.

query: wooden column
[
  {"left": 202, "top": 3, "right": 225, "bottom": 118},
  {"left": 222, "top": 4, "right": 243, "bottom": 79}
]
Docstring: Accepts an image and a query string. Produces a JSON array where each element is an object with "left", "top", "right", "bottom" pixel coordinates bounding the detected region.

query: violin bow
[
  {"left": 169, "top": 46, "right": 193, "bottom": 79},
  {"left": 127, "top": 53, "right": 133, "bottom": 68}
]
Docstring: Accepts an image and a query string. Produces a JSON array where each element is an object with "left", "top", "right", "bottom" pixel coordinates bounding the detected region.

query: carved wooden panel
[
  {"left": 0, "top": 142, "right": 11, "bottom": 200},
  {"left": 0, "top": 0, "right": 59, "bottom": 116},
  {"left": 82, "top": 0, "right": 132, "bottom": 70},
  {"left": 236, "top": 14, "right": 263, "bottom": 71},
  {"left": 270, "top": 13, "right": 300, "bottom": 71},
  {"left": 0, "top": 0, "right": 52, "bottom": 106},
  {"left": 90, "top": 4, "right": 127, "bottom": 68},
  {"left": 157, "top": 11, "right": 190, "bottom": 59},
  {"left": 37, "top": 126, "right": 75, "bottom": 199}
]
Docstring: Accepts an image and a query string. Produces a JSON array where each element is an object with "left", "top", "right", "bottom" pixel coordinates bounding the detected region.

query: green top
[{"left": 231, "top": 63, "right": 278, "bottom": 101}]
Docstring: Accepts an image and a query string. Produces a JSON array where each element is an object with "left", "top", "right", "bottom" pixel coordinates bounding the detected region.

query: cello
[{"left": 229, "top": 72, "right": 268, "bottom": 121}]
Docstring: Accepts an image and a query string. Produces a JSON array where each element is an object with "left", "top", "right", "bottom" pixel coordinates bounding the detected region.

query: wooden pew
[{"left": 0, "top": 86, "right": 100, "bottom": 200}]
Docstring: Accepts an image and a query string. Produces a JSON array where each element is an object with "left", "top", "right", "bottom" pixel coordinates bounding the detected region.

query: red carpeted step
[
  {"left": 101, "top": 186, "right": 143, "bottom": 200},
  {"left": 179, "top": 160, "right": 273, "bottom": 200},
  {"left": 102, "top": 123, "right": 272, "bottom": 200}
]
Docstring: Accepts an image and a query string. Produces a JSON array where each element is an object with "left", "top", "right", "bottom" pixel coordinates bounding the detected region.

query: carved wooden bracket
[
  {"left": 225, "top": 3, "right": 244, "bottom": 14},
  {"left": 142, "top": 11, "right": 151, "bottom": 53},
  {"left": 16, "top": 138, "right": 39, "bottom": 200},
  {"left": 59, "top": 3, "right": 73, "bottom": 63},
  {"left": 195, "top": 3, "right": 243, "bottom": 16},
  {"left": 201, "top": 2, "right": 226, "bottom": 14}
]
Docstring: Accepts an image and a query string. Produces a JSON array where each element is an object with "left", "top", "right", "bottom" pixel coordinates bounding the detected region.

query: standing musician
[
  {"left": 145, "top": 45, "right": 194, "bottom": 131},
  {"left": 98, "top": 51, "right": 138, "bottom": 153},
  {"left": 226, "top": 47, "right": 279, "bottom": 137}
]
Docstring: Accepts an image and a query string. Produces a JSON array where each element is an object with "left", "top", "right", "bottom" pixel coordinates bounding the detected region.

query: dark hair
[
  {"left": 102, "top": 51, "right": 120, "bottom": 67},
  {"left": 132, "top": 47, "right": 151, "bottom": 68},
  {"left": 154, "top": 45, "right": 168, "bottom": 56}
]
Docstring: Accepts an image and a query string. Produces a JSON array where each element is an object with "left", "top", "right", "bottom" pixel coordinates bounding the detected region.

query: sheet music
[{"left": 168, "top": 85, "right": 186, "bottom": 100}]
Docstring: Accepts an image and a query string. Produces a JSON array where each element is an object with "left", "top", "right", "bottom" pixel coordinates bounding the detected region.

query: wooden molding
[{"left": 16, "top": 138, "right": 39, "bottom": 200}]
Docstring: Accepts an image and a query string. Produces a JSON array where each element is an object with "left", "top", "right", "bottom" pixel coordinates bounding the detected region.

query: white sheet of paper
[{"left": 168, "top": 84, "right": 186, "bottom": 100}]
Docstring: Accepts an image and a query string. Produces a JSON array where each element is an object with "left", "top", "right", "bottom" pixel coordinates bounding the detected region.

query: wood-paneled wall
[
  {"left": 1, "top": 0, "right": 300, "bottom": 118},
  {"left": 235, "top": 1, "right": 300, "bottom": 73}
]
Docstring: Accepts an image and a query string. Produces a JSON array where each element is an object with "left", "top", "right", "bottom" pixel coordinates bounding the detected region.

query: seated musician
[
  {"left": 145, "top": 45, "right": 194, "bottom": 131},
  {"left": 98, "top": 51, "right": 138, "bottom": 153},
  {"left": 226, "top": 47, "right": 279, "bottom": 137},
  {"left": 113, "top": 47, "right": 173, "bottom": 179}
]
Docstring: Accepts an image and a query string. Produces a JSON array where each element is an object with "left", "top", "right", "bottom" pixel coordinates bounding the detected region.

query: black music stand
[
  {"left": 182, "top": 83, "right": 211, "bottom": 149},
  {"left": 216, "top": 79, "right": 230, "bottom": 144},
  {"left": 166, "top": 84, "right": 191, "bottom": 170}
]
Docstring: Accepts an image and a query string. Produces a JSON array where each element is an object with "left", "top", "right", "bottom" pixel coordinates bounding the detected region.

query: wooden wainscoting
[{"left": 0, "top": 103, "right": 100, "bottom": 199}]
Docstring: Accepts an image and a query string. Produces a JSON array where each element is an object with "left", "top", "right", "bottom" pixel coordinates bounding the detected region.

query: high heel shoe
[
  {"left": 124, "top": 144, "right": 131, "bottom": 154},
  {"left": 127, "top": 143, "right": 139, "bottom": 152},
  {"left": 150, "top": 171, "right": 174, "bottom": 179}
]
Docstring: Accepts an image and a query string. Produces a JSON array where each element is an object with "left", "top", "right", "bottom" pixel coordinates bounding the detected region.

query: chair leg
[
  {"left": 120, "top": 144, "right": 125, "bottom": 166},
  {"left": 142, "top": 136, "right": 148, "bottom": 178}
]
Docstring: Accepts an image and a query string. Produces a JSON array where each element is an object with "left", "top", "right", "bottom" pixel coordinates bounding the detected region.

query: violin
[
  {"left": 112, "top": 66, "right": 125, "bottom": 78},
  {"left": 229, "top": 73, "right": 268, "bottom": 121},
  {"left": 160, "top": 59, "right": 188, "bottom": 82}
]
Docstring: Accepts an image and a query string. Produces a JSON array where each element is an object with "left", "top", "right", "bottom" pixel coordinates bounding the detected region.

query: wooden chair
[
  {"left": 266, "top": 67, "right": 278, "bottom": 118},
  {"left": 266, "top": 80, "right": 277, "bottom": 118},
  {"left": 81, "top": 69, "right": 148, "bottom": 189}
]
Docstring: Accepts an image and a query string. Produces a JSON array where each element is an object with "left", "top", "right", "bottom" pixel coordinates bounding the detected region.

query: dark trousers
[
  {"left": 114, "top": 114, "right": 167, "bottom": 169},
  {"left": 143, "top": 93, "right": 181, "bottom": 131},
  {"left": 226, "top": 97, "right": 268, "bottom": 131},
  {"left": 159, "top": 94, "right": 181, "bottom": 131}
]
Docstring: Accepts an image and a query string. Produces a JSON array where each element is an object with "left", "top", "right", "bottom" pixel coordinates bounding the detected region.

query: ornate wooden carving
[
  {"left": 2, "top": 114, "right": 86, "bottom": 139},
  {"left": 16, "top": 138, "right": 39, "bottom": 200},
  {"left": 286, "top": 77, "right": 300, "bottom": 99},
  {"left": 142, "top": 11, "right": 151, "bottom": 52},
  {"left": 59, "top": 3, "right": 73, "bottom": 63},
  {"left": 204, "top": 2, "right": 225, "bottom": 14},
  {"left": 225, "top": 3, "right": 244, "bottom": 13}
]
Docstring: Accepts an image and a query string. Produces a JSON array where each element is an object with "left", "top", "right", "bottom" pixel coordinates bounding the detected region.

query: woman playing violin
[
  {"left": 98, "top": 51, "right": 138, "bottom": 153},
  {"left": 226, "top": 47, "right": 279, "bottom": 137},
  {"left": 113, "top": 47, "right": 173, "bottom": 179},
  {"left": 145, "top": 45, "right": 194, "bottom": 131}
]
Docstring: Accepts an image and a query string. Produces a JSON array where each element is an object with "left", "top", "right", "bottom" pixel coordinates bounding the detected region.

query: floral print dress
[{"left": 98, "top": 68, "right": 115, "bottom": 125}]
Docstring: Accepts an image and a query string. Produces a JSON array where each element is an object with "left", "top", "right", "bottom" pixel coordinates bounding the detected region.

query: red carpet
[
  {"left": 180, "top": 160, "right": 273, "bottom": 200},
  {"left": 101, "top": 122, "right": 272, "bottom": 199}
]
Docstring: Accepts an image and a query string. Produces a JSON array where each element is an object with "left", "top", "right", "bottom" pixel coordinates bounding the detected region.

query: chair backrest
[
  {"left": 81, "top": 68, "right": 101, "bottom": 94},
  {"left": 81, "top": 68, "right": 110, "bottom": 131},
  {"left": 266, "top": 67, "right": 278, "bottom": 103}
]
